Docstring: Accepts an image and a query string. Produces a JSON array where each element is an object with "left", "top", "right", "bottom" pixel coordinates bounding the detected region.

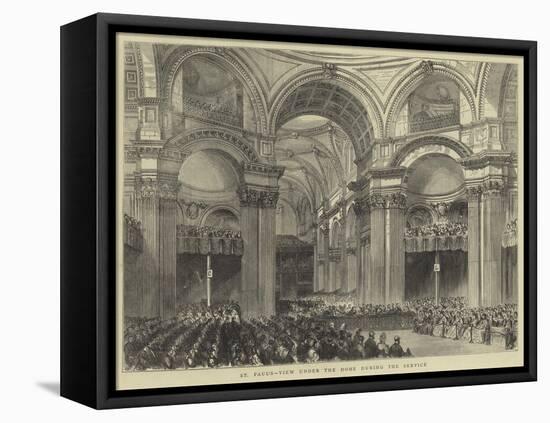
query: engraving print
[{"left": 118, "top": 35, "right": 521, "bottom": 390}]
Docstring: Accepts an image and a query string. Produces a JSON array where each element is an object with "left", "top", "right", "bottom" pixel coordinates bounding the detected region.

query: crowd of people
[
  {"left": 124, "top": 295, "right": 517, "bottom": 371},
  {"left": 124, "top": 302, "right": 413, "bottom": 370},
  {"left": 405, "top": 222, "right": 468, "bottom": 238},
  {"left": 177, "top": 224, "right": 242, "bottom": 239},
  {"left": 411, "top": 297, "right": 518, "bottom": 350},
  {"left": 280, "top": 293, "right": 415, "bottom": 319}
]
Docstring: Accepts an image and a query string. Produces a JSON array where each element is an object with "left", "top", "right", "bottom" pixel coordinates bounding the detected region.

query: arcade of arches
[{"left": 122, "top": 43, "right": 519, "bottom": 320}]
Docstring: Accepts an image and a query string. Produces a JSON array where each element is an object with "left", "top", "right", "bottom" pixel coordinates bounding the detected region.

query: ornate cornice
[
  {"left": 367, "top": 166, "right": 408, "bottom": 180},
  {"left": 460, "top": 151, "right": 515, "bottom": 170},
  {"left": 243, "top": 162, "right": 285, "bottom": 179},
  {"left": 237, "top": 185, "right": 280, "bottom": 208}
]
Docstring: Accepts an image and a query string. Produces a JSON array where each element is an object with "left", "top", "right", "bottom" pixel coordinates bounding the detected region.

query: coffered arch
[{"left": 269, "top": 70, "right": 383, "bottom": 156}]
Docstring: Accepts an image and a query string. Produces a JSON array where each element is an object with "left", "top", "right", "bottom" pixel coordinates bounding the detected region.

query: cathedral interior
[{"left": 121, "top": 42, "right": 519, "bottom": 322}]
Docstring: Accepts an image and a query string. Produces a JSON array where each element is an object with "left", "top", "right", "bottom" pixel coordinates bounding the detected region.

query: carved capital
[
  {"left": 237, "top": 185, "right": 280, "bottom": 208},
  {"left": 135, "top": 177, "right": 178, "bottom": 200},
  {"left": 385, "top": 192, "right": 407, "bottom": 209},
  {"left": 368, "top": 193, "right": 387, "bottom": 209},
  {"left": 482, "top": 180, "right": 506, "bottom": 197},
  {"left": 465, "top": 185, "right": 483, "bottom": 201}
]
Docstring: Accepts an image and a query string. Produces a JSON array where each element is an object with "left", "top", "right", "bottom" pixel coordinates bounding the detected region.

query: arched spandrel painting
[{"left": 116, "top": 33, "right": 524, "bottom": 391}]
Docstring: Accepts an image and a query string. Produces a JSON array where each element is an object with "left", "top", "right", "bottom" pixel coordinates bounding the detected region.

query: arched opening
[
  {"left": 274, "top": 81, "right": 374, "bottom": 159},
  {"left": 392, "top": 73, "right": 474, "bottom": 137},
  {"left": 404, "top": 154, "right": 468, "bottom": 301},
  {"left": 169, "top": 55, "right": 258, "bottom": 134},
  {"left": 175, "top": 150, "right": 243, "bottom": 308}
]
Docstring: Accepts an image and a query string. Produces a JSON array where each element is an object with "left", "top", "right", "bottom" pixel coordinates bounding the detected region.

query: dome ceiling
[
  {"left": 407, "top": 155, "right": 464, "bottom": 196},
  {"left": 178, "top": 150, "right": 240, "bottom": 194}
]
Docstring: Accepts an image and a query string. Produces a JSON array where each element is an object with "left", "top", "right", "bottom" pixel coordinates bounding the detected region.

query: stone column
[
  {"left": 466, "top": 185, "right": 482, "bottom": 307},
  {"left": 461, "top": 152, "right": 515, "bottom": 307},
  {"left": 135, "top": 177, "right": 161, "bottom": 318},
  {"left": 328, "top": 252, "right": 338, "bottom": 292},
  {"left": 351, "top": 198, "right": 369, "bottom": 305},
  {"left": 481, "top": 181, "right": 506, "bottom": 306},
  {"left": 318, "top": 222, "right": 330, "bottom": 291},
  {"left": 368, "top": 194, "right": 386, "bottom": 304},
  {"left": 239, "top": 201, "right": 260, "bottom": 316},
  {"left": 386, "top": 193, "right": 406, "bottom": 304},
  {"left": 134, "top": 175, "right": 179, "bottom": 320},
  {"left": 312, "top": 229, "right": 319, "bottom": 292},
  {"left": 158, "top": 176, "right": 179, "bottom": 320},
  {"left": 345, "top": 242, "right": 357, "bottom": 292},
  {"left": 238, "top": 163, "right": 284, "bottom": 318}
]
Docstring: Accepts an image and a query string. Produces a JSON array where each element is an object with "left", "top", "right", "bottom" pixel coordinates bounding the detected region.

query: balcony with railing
[
  {"left": 176, "top": 225, "right": 243, "bottom": 256},
  {"left": 404, "top": 222, "right": 468, "bottom": 253},
  {"left": 409, "top": 110, "right": 460, "bottom": 133}
]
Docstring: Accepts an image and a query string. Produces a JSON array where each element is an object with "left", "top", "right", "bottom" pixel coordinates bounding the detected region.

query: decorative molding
[
  {"left": 137, "top": 97, "right": 162, "bottom": 106},
  {"left": 420, "top": 60, "right": 435, "bottom": 74},
  {"left": 167, "top": 128, "right": 260, "bottom": 163},
  {"left": 390, "top": 136, "right": 472, "bottom": 167},
  {"left": 322, "top": 62, "right": 337, "bottom": 79}
]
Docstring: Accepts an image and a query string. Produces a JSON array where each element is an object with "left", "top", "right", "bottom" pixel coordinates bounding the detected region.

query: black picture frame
[{"left": 60, "top": 12, "right": 537, "bottom": 409}]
